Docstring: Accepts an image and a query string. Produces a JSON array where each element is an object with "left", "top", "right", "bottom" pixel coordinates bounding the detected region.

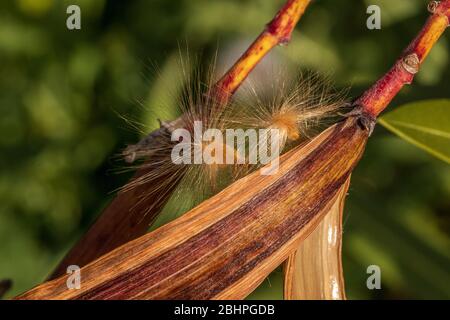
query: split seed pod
[{"left": 17, "top": 114, "right": 372, "bottom": 300}]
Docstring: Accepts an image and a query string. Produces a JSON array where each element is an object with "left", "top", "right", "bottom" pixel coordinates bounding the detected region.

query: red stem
[
  {"left": 356, "top": 0, "right": 450, "bottom": 118},
  {"left": 213, "top": 0, "right": 311, "bottom": 104}
]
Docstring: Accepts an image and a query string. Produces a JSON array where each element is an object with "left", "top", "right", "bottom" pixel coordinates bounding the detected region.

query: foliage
[{"left": 380, "top": 99, "right": 450, "bottom": 164}]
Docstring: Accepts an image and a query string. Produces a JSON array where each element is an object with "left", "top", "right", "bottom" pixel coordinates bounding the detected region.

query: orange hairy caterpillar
[
  {"left": 226, "top": 72, "right": 349, "bottom": 154},
  {"left": 120, "top": 59, "right": 349, "bottom": 224}
]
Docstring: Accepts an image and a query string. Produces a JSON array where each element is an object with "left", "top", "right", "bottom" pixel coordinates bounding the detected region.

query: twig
[
  {"left": 355, "top": 0, "right": 450, "bottom": 118},
  {"left": 212, "top": 0, "right": 311, "bottom": 104},
  {"left": 49, "top": 0, "right": 311, "bottom": 279}
]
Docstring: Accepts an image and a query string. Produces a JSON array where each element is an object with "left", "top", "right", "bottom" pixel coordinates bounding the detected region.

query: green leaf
[{"left": 379, "top": 99, "right": 450, "bottom": 164}]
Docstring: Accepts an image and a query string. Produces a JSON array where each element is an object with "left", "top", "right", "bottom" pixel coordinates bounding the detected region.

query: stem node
[
  {"left": 344, "top": 106, "right": 377, "bottom": 136},
  {"left": 355, "top": 0, "right": 450, "bottom": 118},
  {"left": 428, "top": 1, "right": 440, "bottom": 14},
  {"left": 401, "top": 53, "right": 420, "bottom": 75}
]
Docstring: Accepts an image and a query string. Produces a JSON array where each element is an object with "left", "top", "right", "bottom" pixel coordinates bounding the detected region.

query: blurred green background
[{"left": 0, "top": 0, "right": 449, "bottom": 299}]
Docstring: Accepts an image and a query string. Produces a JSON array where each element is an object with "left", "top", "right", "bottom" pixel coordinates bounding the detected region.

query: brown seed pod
[{"left": 16, "top": 114, "right": 371, "bottom": 300}]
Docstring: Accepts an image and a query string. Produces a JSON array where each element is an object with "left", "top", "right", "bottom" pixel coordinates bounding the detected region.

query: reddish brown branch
[{"left": 356, "top": 0, "right": 450, "bottom": 118}]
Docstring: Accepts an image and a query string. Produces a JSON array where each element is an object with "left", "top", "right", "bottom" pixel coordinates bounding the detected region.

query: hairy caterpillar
[{"left": 121, "top": 60, "right": 349, "bottom": 225}]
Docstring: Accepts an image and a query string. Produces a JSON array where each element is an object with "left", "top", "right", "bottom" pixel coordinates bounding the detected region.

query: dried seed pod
[
  {"left": 0, "top": 279, "right": 12, "bottom": 299},
  {"left": 284, "top": 178, "right": 350, "bottom": 300},
  {"left": 17, "top": 115, "right": 371, "bottom": 300},
  {"left": 121, "top": 65, "right": 248, "bottom": 221}
]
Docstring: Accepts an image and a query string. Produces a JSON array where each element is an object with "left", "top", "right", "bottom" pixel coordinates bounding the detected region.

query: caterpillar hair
[
  {"left": 120, "top": 60, "right": 349, "bottom": 225},
  {"left": 226, "top": 71, "right": 349, "bottom": 155}
]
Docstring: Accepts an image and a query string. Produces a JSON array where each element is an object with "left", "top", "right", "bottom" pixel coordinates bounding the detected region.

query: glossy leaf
[{"left": 379, "top": 99, "right": 450, "bottom": 164}]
